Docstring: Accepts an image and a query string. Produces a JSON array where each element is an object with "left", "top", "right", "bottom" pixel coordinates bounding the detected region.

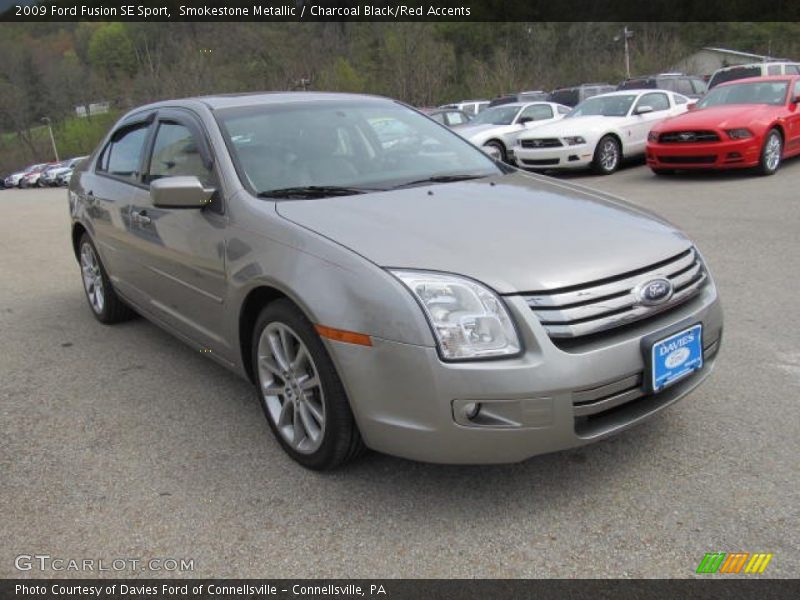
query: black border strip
[{"left": 2, "top": 0, "right": 799, "bottom": 22}]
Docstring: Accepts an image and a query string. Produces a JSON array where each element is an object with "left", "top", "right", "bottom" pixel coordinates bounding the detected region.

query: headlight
[
  {"left": 563, "top": 136, "right": 586, "bottom": 145},
  {"left": 647, "top": 131, "right": 659, "bottom": 142},
  {"left": 726, "top": 128, "right": 753, "bottom": 139},
  {"left": 390, "top": 270, "right": 522, "bottom": 361}
]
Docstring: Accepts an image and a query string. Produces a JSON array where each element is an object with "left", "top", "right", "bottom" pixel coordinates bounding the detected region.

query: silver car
[{"left": 69, "top": 92, "right": 722, "bottom": 470}]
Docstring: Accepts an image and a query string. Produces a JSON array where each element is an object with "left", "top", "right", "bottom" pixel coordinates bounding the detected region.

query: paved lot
[{"left": 1, "top": 162, "right": 798, "bottom": 578}]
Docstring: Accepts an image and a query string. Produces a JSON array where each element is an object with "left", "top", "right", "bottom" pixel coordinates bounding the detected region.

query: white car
[
  {"left": 4, "top": 164, "right": 44, "bottom": 188},
  {"left": 440, "top": 99, "right": 490, "bottom": 116},
  {"left": 452, "top": 102, "right": 571, "bottom": 161},
  {"left": 42, "top": 156, "right": 88, "bottom": 186},
  {"left": 513, "top": 90, "right": 690, "bottom": 174}
]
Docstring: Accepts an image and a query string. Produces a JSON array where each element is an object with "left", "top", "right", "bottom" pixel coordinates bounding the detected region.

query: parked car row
[
  {"left": 438, "top": 71, "right": 800, "bottom": 177},
  {"left": 3, "top": 156, "right": 87, "bottom": 189}
]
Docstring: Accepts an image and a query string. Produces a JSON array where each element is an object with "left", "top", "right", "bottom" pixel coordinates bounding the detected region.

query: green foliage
[
  {"left": 2, "top": 21, "right": 800, "bottom": 172},
  {"left": 54, "top": 111, "right": 120, "bottom": 158},
  {"left": 88, "top": 23, "right": 136, "bottom": 79},
  {"left": 320, "top": 57, "right": 367, "bottom": 93}
]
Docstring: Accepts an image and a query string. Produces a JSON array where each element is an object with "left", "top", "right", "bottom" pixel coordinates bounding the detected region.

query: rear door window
[
  {"left": 519, "top": 104, "right": 554, "bottom": 121},
  {"left": 709, "top": 66, "right": 762, "bottom": 88},
  {"left": 636, "top": 92, "right": 670, "bottom": 112},
  {"left": 97, "top": 123, "right": 150, "bottom": 183},
  {"left": 446, "top": 111, "right": 468, "bottom": 126},
  {"left": 675, "top": 78, "right": 695, "bottom": 95}
]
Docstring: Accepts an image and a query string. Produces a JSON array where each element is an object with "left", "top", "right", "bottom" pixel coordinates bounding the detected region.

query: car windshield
[
  {"left": 567, "top": 95, "right": 637, "bottom": 118},
  {"left": 697, "top": 81, "right": 789, "bottom": 108},
  {"left": 216, "top": 100, "right": 502, "bottom": 196},
  {"left": 468, "top": 105, "right": 520, "bottom": 125}
]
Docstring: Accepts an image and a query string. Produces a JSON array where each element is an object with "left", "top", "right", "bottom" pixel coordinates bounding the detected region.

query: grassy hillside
[{"left": 1, "top": 111, "right": 118, "bottom": 174}]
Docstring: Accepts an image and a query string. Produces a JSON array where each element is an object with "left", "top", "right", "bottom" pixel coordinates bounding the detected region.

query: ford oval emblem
[{"left": 637, "top": 278, "right": 673, "bottom": 306}]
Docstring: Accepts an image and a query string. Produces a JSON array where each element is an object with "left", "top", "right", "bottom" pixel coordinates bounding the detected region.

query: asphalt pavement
[{"left": 1, "top": 162, "right": 798, "bottom": 578}]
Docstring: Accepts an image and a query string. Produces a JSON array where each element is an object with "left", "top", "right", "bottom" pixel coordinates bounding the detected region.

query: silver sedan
[{"left": 69, "top": 93, "right": 722, "bottom": 469}]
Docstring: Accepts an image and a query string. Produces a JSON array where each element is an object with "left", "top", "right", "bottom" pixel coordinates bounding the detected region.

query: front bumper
[
  {"left": 326, "top": 281, "right": 722, "bottom": 464},
  {"left": 647, "top": 138, "right": 761, "bottom": 169},
  {"left": 512, "top": 144, "right": 594, "bottom": 170}
]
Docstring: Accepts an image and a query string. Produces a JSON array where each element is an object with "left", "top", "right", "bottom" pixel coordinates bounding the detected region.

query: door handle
[{"left": 132, "top": 209, "right": 152, "bottom": 225}]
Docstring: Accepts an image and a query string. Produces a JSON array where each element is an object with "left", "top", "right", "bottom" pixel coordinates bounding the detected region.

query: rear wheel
[
  {"left": 252, "top": 299, "right": 365, "bottom": 470},
  {"left": 79, "top": 234, "right": 136, "bottom": 324},
  {"left": 757, "top": 129, "right": 782, "bottom": 176},
  {"left": 592, "top": 135, "right": 621, "bottom": 174}
]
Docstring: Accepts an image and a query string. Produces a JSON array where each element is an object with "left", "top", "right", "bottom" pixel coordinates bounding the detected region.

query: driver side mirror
[
  {"left": 634, "top": 105, "right": 654, "bottom": 115},
  {"left": 518, "top": 117, "right": 534, "bottom": 125},
  {"left": 686, "top": 101, "right": 698, "bottom": 111},
  {"left": 150, "top": 176, "right": 215, "bottom": 209}
]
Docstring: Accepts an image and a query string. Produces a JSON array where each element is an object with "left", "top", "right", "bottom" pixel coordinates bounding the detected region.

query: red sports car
[{"left": 646, "top": 75, "right": 800, "bottom": 175}]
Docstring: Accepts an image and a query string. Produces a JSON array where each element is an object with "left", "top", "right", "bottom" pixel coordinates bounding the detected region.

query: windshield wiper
[
  {"left": 257, "top": 185, "right": 380, "bottom": 199},
  {"left": 392, "top": 174, "right": 488, "bottom": 189}
]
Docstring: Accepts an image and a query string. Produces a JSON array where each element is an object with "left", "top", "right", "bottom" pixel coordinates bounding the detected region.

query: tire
[
  {"left": 252, "top": 299, "right": 365, "bottom": 470},
  {"left": 757, "top": 129, "right": 782, "bottom": 176},
  {"left": 483, "top": 140, "right": 506, "bottom": 162},
  {"left": 78, "top": 234, "right": 136, "bottom": 324},
  {"left": 591, "top": 135, "right": 621, "bottom": 175},
  {"left": 651, "top": 168, "right": 676, "bottom": 176}
]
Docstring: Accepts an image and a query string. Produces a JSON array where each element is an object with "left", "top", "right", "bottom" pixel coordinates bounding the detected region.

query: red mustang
[{"left": 647, "top": 75, "right": 800, "bottom": 175}]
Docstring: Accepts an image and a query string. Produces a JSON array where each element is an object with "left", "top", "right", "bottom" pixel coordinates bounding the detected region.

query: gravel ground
[{"left": 1, "top": 162, "right": 798, "bottom": 578}]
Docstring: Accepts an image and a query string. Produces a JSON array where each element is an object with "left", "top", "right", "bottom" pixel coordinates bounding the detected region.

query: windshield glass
[
  {"left": 697, "top": 81, "right": 788, "bottom": 108},
  {"left": 567, "top": 94, "right": 637, "bottom": 118},
  {"left": 216, "top": 101, "right": 501, "bottom": 196},
  {"left": 469, "top": 105, "right": 520, "bottom": 125}
]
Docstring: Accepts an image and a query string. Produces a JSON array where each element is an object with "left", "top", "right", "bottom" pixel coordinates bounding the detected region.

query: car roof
[
  {"left": 716, "top": 74, "right": 799, "bottom": 87},
  {"left": 131, "top": 91, "right": 395, "bottom": 113},
  {"left": 591, "top": 89, "right": 665, "bottom": 98},
  {"left": 716, "top": 61, "right": 799, "bottom": 71}
]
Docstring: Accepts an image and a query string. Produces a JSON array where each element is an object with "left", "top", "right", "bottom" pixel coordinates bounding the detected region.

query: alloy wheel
[
  {"left": 764, "top": 133, "right": 781, "bottom": 172},
  {"left": 257, "top": 322, "right": 325, "bottom": 454},
  {"left": 599, "top": 139, "right": 619, "bottom": 172},
  {"left": 80, "top": 243, "right": 105, "bottom": 314}
]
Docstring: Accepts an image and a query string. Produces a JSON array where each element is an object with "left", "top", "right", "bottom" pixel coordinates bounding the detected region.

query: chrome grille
[
  {"left": 520, "top": 138, "right": 563, "bottom": 148},
  {"left": 659, "top": 130, "right": 720, "bottom": 143},
  {"left": 524, "top": 248, "right": 707, "bottom": 339}
]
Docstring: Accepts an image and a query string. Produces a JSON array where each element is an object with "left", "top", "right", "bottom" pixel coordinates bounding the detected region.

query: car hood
[
  {"left": 455, "top": 123, "right": 515, "bottom": 140},
  {"left": 660, "top": 104, "right": 778, "bottom": 129},
  {"left": 521, "top": 115, "right": 625, "bottom": 138},
  {"left": 275, "top": 173, "right": 691, "bottom": 294}
]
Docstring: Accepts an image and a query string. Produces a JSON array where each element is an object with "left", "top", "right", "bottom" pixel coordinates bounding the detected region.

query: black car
[
  {"left": 546, "top": 83, "right": 617, "bottom": 107},
  {"left": 617, "top": 73, "right": 707, "bottom": 98}
]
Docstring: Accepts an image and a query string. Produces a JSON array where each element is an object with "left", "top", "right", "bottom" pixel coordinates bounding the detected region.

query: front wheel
[
  {"left": 757, "top": 129, "right": 782, "bottom": 176},
  {"left": 252, "top": 299, "right": 365, "bottom": 470},
  {"left": 79, "top": 234, "right": 136, "bottom": 324},
  {"left": 591, "top": 135, "right": 621, "bottom": 175},
  {"left": 483, "top": 140, "right": 506, "bottom": 162}
]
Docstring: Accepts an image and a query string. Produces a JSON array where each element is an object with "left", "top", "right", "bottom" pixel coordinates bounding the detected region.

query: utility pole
[
  {"left": 41, "top": 117, "right": 59, "bottom": 162},
  {"left": 614, "top": 26, "right": 634, "bottom": 79}
]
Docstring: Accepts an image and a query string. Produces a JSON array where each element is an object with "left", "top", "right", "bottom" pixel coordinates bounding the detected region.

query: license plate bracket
[{"left": 643, "top": 322, "right": 704, "bottom": 393}]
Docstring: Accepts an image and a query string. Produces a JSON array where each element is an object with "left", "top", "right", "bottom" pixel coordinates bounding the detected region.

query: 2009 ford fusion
[{"left": 68, "top": 92, "right": 722, "bottom": 470}]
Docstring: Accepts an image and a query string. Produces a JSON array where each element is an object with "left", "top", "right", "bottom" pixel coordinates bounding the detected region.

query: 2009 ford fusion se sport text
[{"left": 68, "top": 92, "right": 722, "bottom": 470}]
